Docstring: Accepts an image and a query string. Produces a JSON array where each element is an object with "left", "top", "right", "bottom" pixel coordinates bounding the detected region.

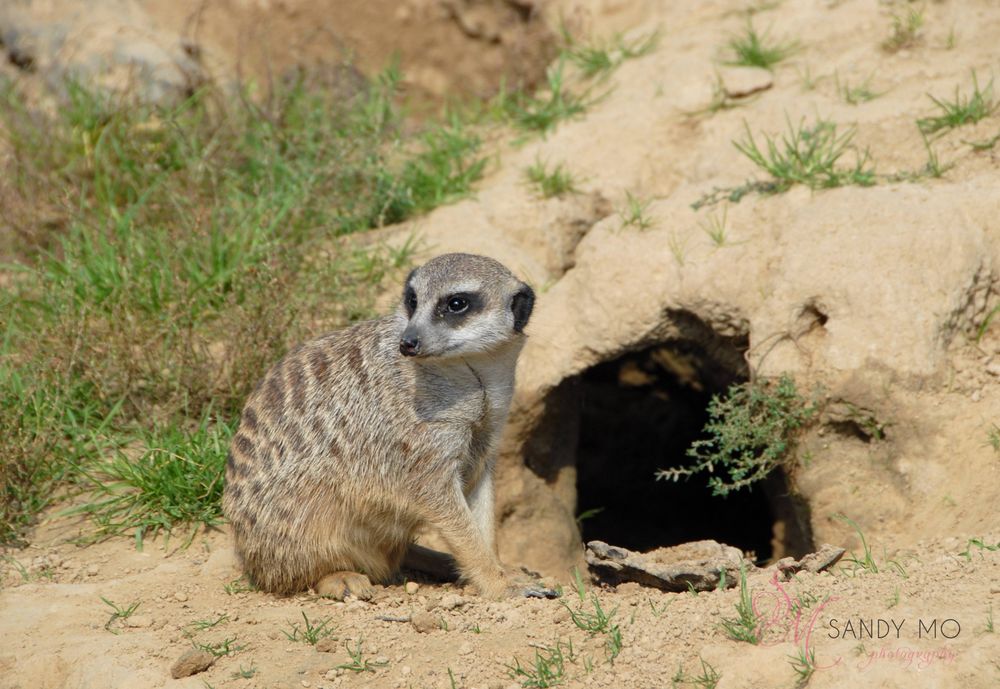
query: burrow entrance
[{"left": 524, "top": 312, "right": 813, "bottom": 564}]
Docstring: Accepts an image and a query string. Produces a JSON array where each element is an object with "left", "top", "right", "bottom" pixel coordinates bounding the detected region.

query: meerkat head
[{"left": 397, "top": 253, "right": 535, "bottom": 359}]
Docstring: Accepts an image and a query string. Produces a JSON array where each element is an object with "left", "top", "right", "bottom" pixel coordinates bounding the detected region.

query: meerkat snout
[
  {"left": 399, "top": 253, "right": 535, "bottom": 359},
  {"left": 223, "top": 251, "right": 553, "bottom": 601}
]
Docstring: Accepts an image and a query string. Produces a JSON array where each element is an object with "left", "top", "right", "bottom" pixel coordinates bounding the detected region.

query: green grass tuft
[
  {"left": 283, "top": 611, "right": 336, "bottom": 645},
  {"left": 699, "top": 206, "right": 730, "bottom": 247},
  {"left": 882, "top": 6, "right": 924, "bottom": 53},
  {"left": 336, "top": 639, "right": 388, "bottom": 673},
  {"left": 988, "top": 424, "right": 1000, "bottom": 452},
  {"left": 101, "top": 596, "right": 141, "bottom": 634},
  {"left": 672, "top": 658, "right": 721, "bottom": 688},
  {"left": 788, "top": 645, "right": 816, "bottom": 687},
  {"left": 563, "top": 29, "right": 660, "bottom": 78},
  {"left": 65, "top": 417, "right": 234, "bottom": 547},
  {"left": 232, "top": 664, "right": 257, "bottom": 679},
  {"left": 562, "top": 593, "right": 623, "bottom": 662},
  {"left": 725, "top": 23, "right": 798, "bottom": 70},
  {"left": 734, "top": 118, "right": 877, "bottom": 194},
  {"left": 506, "top": 640, "right": 575, "bottom": 688},
  {"left": 658, "top": 374, "right": 818, "bottom": 495},
  {"left": 837, "top": 514, "right": 907, "bottom": 575},
  {"left": 836, "top": 72, "right": 883, "bottom": 105},
  {"left": 494, "top": 59, "right": 596, "bottom": 135},
  {"left": 719, "top": 565, "right": 759, "bottom": 644},
  {"left": 526, "top": 159, "right": 579, "bottom": 198},
  {"left": 618, "top": 191, "right": 655, "bottom": 231},
  {"left": 195, "top": 636, "right": 244, "bottom": 657},
  {"left": 957, "top": 537, "right": 1000, "bottom": 561},
  {"left": 917, "top": 73, "right": 997, "bottom": 136}
]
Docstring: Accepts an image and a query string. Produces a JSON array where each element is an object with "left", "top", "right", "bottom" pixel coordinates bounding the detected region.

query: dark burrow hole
[{"left": 525, "top": 315, "right": 814, "bottom": 564}]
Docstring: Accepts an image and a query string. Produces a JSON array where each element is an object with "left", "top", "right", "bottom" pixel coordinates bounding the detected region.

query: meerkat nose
[{"left": 399, "top": 335, "right": 421, "bottom": 356}]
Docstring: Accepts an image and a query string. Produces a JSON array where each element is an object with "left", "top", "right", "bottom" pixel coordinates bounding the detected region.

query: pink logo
[{"left": 754, "top": 571, "right": 842, "bottom": 670}]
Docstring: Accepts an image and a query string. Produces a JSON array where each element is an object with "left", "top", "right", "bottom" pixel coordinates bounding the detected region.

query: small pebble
[
  {"left": 404, "top": 581, "right": 420, "bottom": 595},
  {"left": 174, "top": 591, "right": 189, "bottom": 602},
  {"left": 439, "top": 593, "right": 465, "bottom": 610},
  {"left": 401, "top": 666, "right": 412, "bottom": 676},
  {"left": 86, "top": 565, "right": 99, "bottom": 577}
]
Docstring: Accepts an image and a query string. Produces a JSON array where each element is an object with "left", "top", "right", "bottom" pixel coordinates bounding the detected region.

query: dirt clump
[{"left": 169, "top": 648, "right": 215, "bottom": 679}]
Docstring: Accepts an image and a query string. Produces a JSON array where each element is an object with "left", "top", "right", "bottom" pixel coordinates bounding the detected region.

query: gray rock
[
  {"left": 585, "top": 540, "right": 748, "bottom": 592},
  {"left": 0, "top": 0, "right": 202, "bottom": 104}
]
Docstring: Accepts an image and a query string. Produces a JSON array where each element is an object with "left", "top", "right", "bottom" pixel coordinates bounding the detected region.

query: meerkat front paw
[{"left": 315, "top": 571, "right": 375, "bottom": 601}]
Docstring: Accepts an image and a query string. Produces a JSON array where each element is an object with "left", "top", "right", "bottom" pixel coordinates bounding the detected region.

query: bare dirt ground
[
  {"left": 1, "top": 518, "right": 998, "bottom": 688},
  {"left": 3, "top": 0, "right": 1000, "bottom": 687}
]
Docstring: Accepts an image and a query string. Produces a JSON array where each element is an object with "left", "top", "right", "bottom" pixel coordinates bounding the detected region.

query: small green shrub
[{"left": 658, "top": 374, "right": 819, "bottom": 495}]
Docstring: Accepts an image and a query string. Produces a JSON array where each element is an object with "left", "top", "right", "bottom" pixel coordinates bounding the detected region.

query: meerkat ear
[{"left": 511, "top": 284, "right": 535, "bottom": 333}]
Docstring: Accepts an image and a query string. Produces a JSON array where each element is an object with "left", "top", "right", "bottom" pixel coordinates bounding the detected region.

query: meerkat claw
[{"left": 521, "top": 586, "right": 560, "bottom": 599}]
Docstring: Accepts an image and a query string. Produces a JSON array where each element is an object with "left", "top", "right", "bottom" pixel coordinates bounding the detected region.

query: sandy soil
[{"left": 1, "top": 518, "right": 998, "bottom": 688}]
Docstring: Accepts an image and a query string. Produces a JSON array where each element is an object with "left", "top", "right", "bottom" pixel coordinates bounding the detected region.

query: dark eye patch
[
  {"left": 404, "top": 286, "right": 418, "bottom": 317},
  {"left": 437, "top": 292, "right": 482, "bottom": 321}
]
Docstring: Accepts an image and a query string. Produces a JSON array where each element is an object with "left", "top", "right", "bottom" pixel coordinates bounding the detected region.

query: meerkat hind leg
[{"left": 315, "top": 571, "right": 375, "bottom": 601}]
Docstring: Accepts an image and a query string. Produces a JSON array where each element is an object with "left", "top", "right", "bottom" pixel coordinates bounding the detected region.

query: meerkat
[{"left": 223, "top": 253, "right": 545, "bottom": 600}]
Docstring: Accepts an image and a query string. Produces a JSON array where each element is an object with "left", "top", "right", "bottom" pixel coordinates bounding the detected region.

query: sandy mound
[{"left": 368, "top": 0, "right": 1000, "bottom": 578}]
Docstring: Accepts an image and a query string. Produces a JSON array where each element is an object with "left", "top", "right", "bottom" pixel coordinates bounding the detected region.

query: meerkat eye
[
  {"left": 404, "top": 288, "right": 417, "bottom": 314},
  {"left": 447, "top": 296, "right": 469, "bottom": 313}
]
